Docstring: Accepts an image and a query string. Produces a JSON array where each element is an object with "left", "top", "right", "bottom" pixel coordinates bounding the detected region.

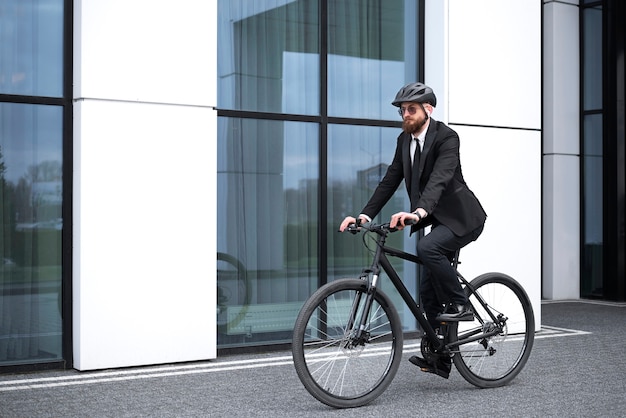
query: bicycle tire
[
  {"left": 292, "top": 278, "right": 403, "bottom": 408},
  {"left": 216, "top": 252, "right": 250, "bottom": 332},
  {"left": 450, "top": 273, "right": 535, "bottom": 388}
]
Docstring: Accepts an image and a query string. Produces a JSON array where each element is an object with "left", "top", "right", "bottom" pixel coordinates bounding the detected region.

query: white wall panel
[
  {"left": 543, "top": 2, "right": 579, "bottom": 155},
  {"left": 543, "top": 155, "right": 580, "bottom": 299},
  {"left": 426, "top": 0, "right": 542, "bottom": 325},
  {"left": 73, "top": 0, "right": 217, "bottom": 370},
  {"left": 453, "top": 125, "right": 542, "bottom": 330},
  {"left": 424, "top": 0, "right": 449, "bottom": 122},
  {"left": 73, "top": 101, "right": 216, "bottom": 370},
  {"left": 74, "top": 0, "right": 214, "bottom": 106},
  {"left": 447, "top": 0, "right": 541, "bottom": 129},
  {"left": 543, "top": 1, "right": 580, "bottom": 299}
]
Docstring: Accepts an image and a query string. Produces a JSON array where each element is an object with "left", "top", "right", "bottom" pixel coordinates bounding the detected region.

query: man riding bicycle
[{"left": 339, "top": 82, "right": 487, "bottom": 379}]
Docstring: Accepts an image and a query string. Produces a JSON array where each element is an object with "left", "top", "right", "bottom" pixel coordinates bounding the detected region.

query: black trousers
[{"left": 417, "top": 222, "right": 484, "bottom": 329}]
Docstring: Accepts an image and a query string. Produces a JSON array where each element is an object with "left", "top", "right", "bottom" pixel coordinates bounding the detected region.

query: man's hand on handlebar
[
  {"left": 390, "top": 211, "right": 420, "bottom": 230},
  {"left": 340, "top": 210, "right": 423, "bottom": 233},
  {"left": 339, "top": 215, "right": 369, "bottom": 232}
]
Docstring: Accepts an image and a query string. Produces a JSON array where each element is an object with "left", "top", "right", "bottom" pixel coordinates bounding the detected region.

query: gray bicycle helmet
[{"left": 391, "top": 82, "right": 437, "bottom": 107}]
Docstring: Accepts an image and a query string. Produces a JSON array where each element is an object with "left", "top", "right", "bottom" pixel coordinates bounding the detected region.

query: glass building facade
[
  {"left": 0, "top": 0, "right": 67, "bottom": 367},
  {"left": 216, "top": 0, "right": 422, "bottom": 348},
  {"left": 0, "top": 0, "right": 625, "bottom": 369},
  {"left": 580, "top": 0, "right": 626, "bottom": 300},
  {"left": 581, "top": 2, "right": 603, "bottom": 297}
]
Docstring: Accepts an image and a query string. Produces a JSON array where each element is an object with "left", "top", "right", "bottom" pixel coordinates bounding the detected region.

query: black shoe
[
  {"left": 409, "top": 355, "right": 451, "bottom": 379},
  {"left": 435, "top": 303, "right": 474, "bottom": 322}
]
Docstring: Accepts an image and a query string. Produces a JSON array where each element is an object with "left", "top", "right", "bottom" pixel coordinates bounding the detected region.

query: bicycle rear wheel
[
  {"left": 451, "top": 273, "right": 534, "bottom": 388},
  {"left": 292, "top": 278, "right": 403, "bottom": 409}
]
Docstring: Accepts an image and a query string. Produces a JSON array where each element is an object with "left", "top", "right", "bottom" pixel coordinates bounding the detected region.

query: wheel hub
[{"left": 342, "top": 331, "right": 368, "bottom": 356}]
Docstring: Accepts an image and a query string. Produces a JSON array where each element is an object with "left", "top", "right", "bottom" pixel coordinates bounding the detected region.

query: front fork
[{"left": 344, "top": 272, "right": 379, "bottom": 348}]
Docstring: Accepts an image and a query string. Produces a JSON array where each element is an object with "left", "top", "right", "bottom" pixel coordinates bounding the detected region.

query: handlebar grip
[{"left": 387, "top": 217, "right": 417, "bottom": 233}]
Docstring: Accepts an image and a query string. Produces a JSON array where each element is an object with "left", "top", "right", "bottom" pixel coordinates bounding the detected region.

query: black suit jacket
[{"left": 361, "top": 119, "right": 486, "bottom": 236}]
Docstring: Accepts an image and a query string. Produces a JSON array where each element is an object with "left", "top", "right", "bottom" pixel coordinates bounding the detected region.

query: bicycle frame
[{"left": 352, "top": 224, "right": 504, "bottom": 353}]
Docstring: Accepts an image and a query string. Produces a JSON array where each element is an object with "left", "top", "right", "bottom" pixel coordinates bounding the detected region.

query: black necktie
[{"left": 413, "top": 138, "right": 420, "bottom": 168}]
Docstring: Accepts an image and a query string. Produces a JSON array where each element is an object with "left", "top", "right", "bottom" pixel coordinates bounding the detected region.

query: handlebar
[{"left": 345, "top": 218, "right": 417, "bottom": 235}]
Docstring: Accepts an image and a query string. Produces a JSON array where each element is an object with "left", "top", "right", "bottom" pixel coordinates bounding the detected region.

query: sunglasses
[{"left": 398, "top": 105, "right": 420, "bottom": 116}]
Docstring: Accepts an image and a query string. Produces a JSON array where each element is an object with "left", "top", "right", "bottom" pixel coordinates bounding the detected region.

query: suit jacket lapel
[
  {"left": 402, "top": 132, "right": 413, "bottom": 189},
  {"left": 420, "top": 120, "right": 437, "bottom": 169}
]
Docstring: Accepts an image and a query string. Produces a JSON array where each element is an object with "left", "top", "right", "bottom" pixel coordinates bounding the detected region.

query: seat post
[{"left": 452, "top": 249, "right": 461, "bottom": 270}]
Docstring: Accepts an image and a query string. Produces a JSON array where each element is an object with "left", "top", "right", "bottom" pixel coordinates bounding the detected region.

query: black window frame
[{"left": 580, "top": 0, "right": 626, "bottom": 301}]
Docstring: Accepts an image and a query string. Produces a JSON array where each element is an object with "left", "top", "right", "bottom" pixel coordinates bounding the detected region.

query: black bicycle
[{"left": 292, "top": 221, "right": 534, "bottom": 408}]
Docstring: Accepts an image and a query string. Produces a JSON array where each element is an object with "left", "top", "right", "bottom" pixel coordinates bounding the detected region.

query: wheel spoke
[
  {"left": 452, "top": 274, "right": 534, "bottom": 387},
  {"left": 292, "top": 279, "right": 403, "bottom": 408}
]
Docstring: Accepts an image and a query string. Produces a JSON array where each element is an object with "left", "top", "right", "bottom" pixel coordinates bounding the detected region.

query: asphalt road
[{"left": 1, "top": 300, "right": 625, "bottom": 417}]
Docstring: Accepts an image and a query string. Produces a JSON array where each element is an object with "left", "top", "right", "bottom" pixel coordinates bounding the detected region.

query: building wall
[
  {"left": 426, "top": 0, "right": 543, "bottom": 327},
  {"left": 72, "top": 0, "right": 217, "bottom": 370},
  {"left": 70, "top": 0, "right": 544, "bottom": 369},
  {"left": 543, "top": 0, "right": 581, "bottom": 299}
]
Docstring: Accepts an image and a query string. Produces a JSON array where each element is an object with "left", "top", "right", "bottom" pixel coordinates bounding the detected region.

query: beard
[{"left": 402, "top": 116, "right": 427, "bottom": 134}]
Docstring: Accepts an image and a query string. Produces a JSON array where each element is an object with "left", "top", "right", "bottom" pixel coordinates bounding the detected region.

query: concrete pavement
[{"left": 0, "top": 300, "right": 625, "bottom": 417}]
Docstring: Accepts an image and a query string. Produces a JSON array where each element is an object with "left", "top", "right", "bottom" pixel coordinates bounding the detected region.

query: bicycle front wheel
[
  {"left": 451, "top": 273, "right": 535, "bottom": 388},
  {"left": 292, "top": 279, "right": 403, "bottom": 409}
]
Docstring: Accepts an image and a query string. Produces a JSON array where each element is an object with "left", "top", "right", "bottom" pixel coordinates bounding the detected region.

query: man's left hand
[{"left": 390, "top": 211, "right": 420, "bottom": 230}]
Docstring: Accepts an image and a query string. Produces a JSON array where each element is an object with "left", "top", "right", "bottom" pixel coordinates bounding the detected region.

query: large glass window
[
  {"left": 0, "top": 0, "right": 65, "bottom": 369},
  {"left": 0, "top": 103, "right": 63, "bottom": 365},
  {"left": 327, "top": 124, "right": 417, "bottom": 330},
  {"left": 327, "top": 0, "right": 417, "bottom": 120},
  {"left": 581, "top": 5, "right": 603, "bottom": 298},
  {"left": 0, "top": 0, "right": 64, "bottom": 97},
  {"left": 217, "top": 117, "right": 319, "bottom": 347},
  {"left": 582, "top": 114, "right": 603, "bottom": 296},
  {"left": 582, "top": 7, "right": 602, "bottom": 111},
  {"left": 217, "top": 0, "right": 421, "bottom": 348},
  {"left": 217, "top": 0, "right": 320, "bottom": 114}
]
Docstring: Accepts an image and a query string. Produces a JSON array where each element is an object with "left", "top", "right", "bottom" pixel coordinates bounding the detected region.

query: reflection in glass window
[
  {"left": 584, "top": 113, "right": 603, "bottom": 157},
  {"left": 0, "top": 103, "right": 63, "bottom": 364},
  {"left": 216, "top": 117, "right": 319, "bottom": 347},
  {"left": 217, "top": 0, "right": 320, "bottom": 114},
  {"left": 328, "top": 0, "right": 418, "bottom": 120},
  {"left": 0, "top": 0, "right": 64, "bottom": 97},
  {"left": 581, "top": 4, "right": 603, "bottom": 298},
  {"left": 582, "top": 113, "right": 603, "bottom": 297},
  {"left": 583, "top": 6, "right": 602, "bottom": 111},
  {"left": 216, "top": 0, "right": 422, "bottom": 348},
  {"left": 327, "top": 124, "right": 418, "bottom": 332}
]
